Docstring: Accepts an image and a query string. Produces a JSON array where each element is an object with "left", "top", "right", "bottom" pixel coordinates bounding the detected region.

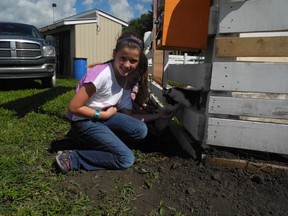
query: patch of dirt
[{"left": 54, "top": 127, "right": 288, "bottom": 215}]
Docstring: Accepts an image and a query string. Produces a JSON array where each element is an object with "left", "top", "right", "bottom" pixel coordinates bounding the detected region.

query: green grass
[
  {"left": 0, "top": 78, "right": 96, "bottom": 215},
  {"left": 0, "top": 78, "right": 183, "bottom": 215}
]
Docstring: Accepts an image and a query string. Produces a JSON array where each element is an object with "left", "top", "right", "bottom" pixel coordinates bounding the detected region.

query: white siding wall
[{"left": 75, "top": 16, "right": 123, "bottom": 66}]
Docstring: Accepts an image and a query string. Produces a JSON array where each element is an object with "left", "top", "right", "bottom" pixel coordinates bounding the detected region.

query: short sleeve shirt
[{"left": 68, "top": 63, "right": 132, "bottom": 121}]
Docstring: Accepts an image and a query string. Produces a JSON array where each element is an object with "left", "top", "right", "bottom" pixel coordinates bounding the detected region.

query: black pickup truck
[{"left": 0, "top": 22, "right": 56, "bottom": 88}]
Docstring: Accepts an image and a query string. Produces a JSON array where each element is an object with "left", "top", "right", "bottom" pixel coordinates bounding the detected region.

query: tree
[{"left": 123, "top": 12, "right": 153, "bottom": 38}]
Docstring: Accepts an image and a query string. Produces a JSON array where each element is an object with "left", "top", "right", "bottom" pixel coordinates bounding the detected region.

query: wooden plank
[
  {"left": 208, "top": 5, "right": 218, "bottom": 36},
  {"left": 237, "top": 32, "right": 288, "bottom": 62},
  {"left": 206, "top": 118, "right": 288, "bottom": 154},
  {"left": 153, "top": 50, "right": 164, "bottom": 85},
  {"left": 145, "top": 50, "right": 153, "bottom": 61},
  {"left": 169, "top": 121, "right": 197, "bottom": 159},
  {"left": 144, "top": 31, "right": 153, "bottom": 49},
  {"left": 148, "top": 81, "right": 164, "bottom": 103},
  {"left": 208, "top": 96, "right": 288, "bottom": 119},
  {"left": 204, "top": 156, "right": 288, "bottom": 177},
  {"left": 167, "top": 63, "right": 211, "bottom": 91},
  {"left": 176, "top": 108, "right": 206, "bottom": 141},
  {"left": 216, "top": 36, "right": 288, "bottom": 57},
  {"left": 237, "top": 57, "right": 288, "bottom": 63},
  {"left": 239, "top": 116, "right": 288, "bottom": 125},
  {"left": 211, "top": 62, "right": 288, "bottom": 94},
  {"left": 162, "top": 51, "right": 169, "bottom": 88},
  {"left": 148, "top": 66, "right": 152, "bottom": 75},
  {"left": 219, "top": 0, "right": 288, "bottom": 33}
]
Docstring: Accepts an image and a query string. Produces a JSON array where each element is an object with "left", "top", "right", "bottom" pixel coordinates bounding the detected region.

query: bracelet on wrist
[{"left": 94, "top": 110, "right": 101, "bottom": 119}]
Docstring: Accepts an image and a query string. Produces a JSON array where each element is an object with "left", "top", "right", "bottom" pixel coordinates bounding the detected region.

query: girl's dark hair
[
  {"left": 137, "top": 53, "right": 148, "bottom": 76},
  {"left": 115, "top": 32, "right": 144, "bottom": 52},
  {"left": 134, "top": 53, "right": 149, "bottom": 106}
]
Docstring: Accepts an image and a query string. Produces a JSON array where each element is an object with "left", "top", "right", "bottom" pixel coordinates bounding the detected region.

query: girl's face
[{"left": 113, "top": 47, "right": 140, "bottom": 77}]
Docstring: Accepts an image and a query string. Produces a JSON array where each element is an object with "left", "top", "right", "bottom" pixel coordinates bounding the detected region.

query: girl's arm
[
  {"left": 68, "top": 83, "right": 117, "bottom": 120},
  {"left": 120, "top": 108, "right": 174, "bottom": 122}
]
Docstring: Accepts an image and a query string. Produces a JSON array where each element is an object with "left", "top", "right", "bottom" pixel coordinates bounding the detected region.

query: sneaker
[{"left": 56, "top": 150, "right": 72, "bottom": 173}]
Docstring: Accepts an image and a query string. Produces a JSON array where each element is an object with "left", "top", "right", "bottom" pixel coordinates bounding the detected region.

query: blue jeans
[{"left": 69, "top": 112, "right": 147, "bottom": 171}]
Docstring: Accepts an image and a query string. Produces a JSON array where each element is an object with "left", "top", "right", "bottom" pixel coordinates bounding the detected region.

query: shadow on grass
[
  {"left": 0, "top": 79, "right": 43, "bottom": 90},
  {"left": 49, "top": 130, "right": 86, "bottom": 153},
  {"left": 0, "top": 80, "right": 74, "bottom": 117}
]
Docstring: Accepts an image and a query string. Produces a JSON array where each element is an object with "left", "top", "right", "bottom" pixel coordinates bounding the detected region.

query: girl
[{"left": 56, "top": 33, "right": 173, "bottom": 173}]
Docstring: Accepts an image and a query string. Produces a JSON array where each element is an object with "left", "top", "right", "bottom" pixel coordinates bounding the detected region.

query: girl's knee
[
  {"left": 118, "top": 153, "right": 135, "bottom": 169},
  {"left": 137, "top": 122, "right": 148, "bottom": 140}
]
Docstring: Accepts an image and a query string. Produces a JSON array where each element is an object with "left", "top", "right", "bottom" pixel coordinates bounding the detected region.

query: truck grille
[{"left": 0, "top": 40, "right": 42, "bottom": 59}]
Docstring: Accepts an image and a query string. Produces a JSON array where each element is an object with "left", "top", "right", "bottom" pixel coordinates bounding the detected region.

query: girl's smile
[{"left": 113, "top": 47, "right": 140, "bottom": 77}]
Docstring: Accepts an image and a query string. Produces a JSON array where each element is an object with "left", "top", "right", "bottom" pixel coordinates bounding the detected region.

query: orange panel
[{"left": 158, "top": 0, "right": 210, "bottom": 50}]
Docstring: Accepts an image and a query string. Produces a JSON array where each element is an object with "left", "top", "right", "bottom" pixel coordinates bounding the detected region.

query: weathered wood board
[
  {"left": 148, "top": 81, "right": 164, "bottom": 102},
  {"left": 209, "top": 96, "right": 288, "bottom": 119},
  {"left": 211, "top": 62, "right": 288, "bottom": 93},
  {"left": 219, "top": 0, "right": 288, "bottom": 33},
  {"left": 216, "top": 36, "right": 288, "bottom": 57},
  {"left": 206, "top": 118, "right": 288, "bottom": 154},
  {"left": 169, "top": 121, "right": 197, "bottom": 159},
  {"left": 175, "top": 107, "right": 206, "bottom": 141},
  {"left": 153, "top": 50, "right": 164, "bottom": 85},
  {"left": 204, "top": 156, "right": 288, "bottom": 177}
]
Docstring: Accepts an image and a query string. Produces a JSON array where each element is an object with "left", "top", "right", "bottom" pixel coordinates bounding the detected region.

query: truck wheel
[{"left": 42, "top": 74, "right": 56, "bottom": 88}]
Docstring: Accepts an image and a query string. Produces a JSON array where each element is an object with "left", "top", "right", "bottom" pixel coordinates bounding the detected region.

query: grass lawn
[{"left": 0, "top": 78, "right": 97, "bottom": 215}]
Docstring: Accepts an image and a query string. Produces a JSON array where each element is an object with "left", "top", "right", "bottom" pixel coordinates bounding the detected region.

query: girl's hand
[
  {"left": 156, "top": 105, "right": 178, "bottom": 119},
  {"left": 157, "top": 110, "right": 175, "bottom": 119},
  {"left": 101, "top": 106, "right": 117, "bottom": 119}
]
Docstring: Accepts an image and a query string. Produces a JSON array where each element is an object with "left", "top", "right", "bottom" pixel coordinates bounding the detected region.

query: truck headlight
[{"left": 43, "top": 46, "right": 56, "bottom": 57}]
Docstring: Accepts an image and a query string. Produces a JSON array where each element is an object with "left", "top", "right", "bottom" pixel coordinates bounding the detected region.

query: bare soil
[{"left": 54, "top": 127, "right": 288, "bottom": 216}]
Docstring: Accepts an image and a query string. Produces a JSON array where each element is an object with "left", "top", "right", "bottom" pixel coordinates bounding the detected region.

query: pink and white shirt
[{"left": 68, "top": 63, "right": 132, "bottom": 121}]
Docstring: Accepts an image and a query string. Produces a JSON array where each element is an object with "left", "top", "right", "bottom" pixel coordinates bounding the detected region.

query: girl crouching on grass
[{"left": 56, "top": 33, "right": 173, "bottom": 173}]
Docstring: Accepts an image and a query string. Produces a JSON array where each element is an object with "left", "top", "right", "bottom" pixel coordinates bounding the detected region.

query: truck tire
[{"left": 42, "top": 74, "right": 56, "bottom": 88}]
